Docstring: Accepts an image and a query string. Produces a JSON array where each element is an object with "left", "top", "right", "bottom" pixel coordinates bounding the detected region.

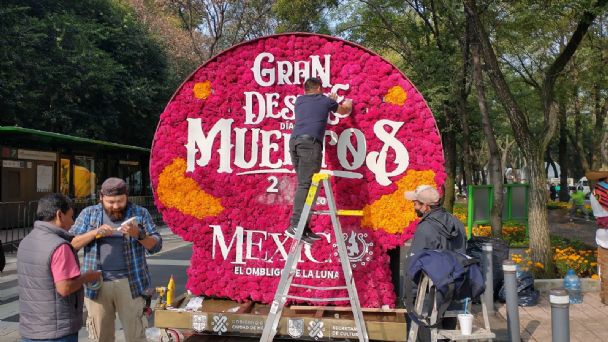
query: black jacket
[{"left": 408, "top": 207, "right": 467, "bottom": 257}]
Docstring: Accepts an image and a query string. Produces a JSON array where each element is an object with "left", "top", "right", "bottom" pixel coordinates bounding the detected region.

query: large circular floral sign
[{"left": 150, "top": 33, "right": 445, "bottom": 308}]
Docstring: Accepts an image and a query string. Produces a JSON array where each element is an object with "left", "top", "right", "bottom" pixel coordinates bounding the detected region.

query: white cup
[{"left": 457, "top": 313, "right": 473, "bottom": 335}]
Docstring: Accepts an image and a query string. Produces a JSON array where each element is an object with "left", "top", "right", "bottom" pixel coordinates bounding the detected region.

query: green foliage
[
  {"left": 272, "top": 0, "right": 339, "bottom": 34},
  {"left": 0, "top": 0, "right": 174, "bottom": 145}
]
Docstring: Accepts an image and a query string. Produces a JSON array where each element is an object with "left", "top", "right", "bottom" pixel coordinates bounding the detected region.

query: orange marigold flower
[
  {"left": 383, "top": 85, "right": 407, "bottom": 105},
  {"left": 157, "top": 157, "right": 223, "bottom": 219},
  {"left": 591, "top": 274, "right": 599, "bottom": 280},
  {"left": 361, "top": 169, "right": 435, "bottom": 234},
  {"left": 193, "top": 80, "right": 212, "bottom": 99}
]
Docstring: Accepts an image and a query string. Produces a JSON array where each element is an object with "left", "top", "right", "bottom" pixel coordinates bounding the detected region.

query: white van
[{"left": 575, "top": 177, "right": 591, "bottom": 195}]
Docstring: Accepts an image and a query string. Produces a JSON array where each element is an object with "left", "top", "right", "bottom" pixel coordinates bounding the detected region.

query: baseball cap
[
  {"left": 100, "top": 177, "right": 128, "bottom": 196},
  {"left": 404, "top": 185, "right": 440, "bottom": 205}
]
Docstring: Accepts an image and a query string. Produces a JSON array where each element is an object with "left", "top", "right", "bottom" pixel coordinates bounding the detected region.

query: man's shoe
[
  {"left": 285, "top": 226, "right": 297, "bottom": 238},
  {"left": 304, "top": 229, "right": 322, "bottom": 241},
  {"left": 285, "top": 227, "right": 319, "bottom": 244}
]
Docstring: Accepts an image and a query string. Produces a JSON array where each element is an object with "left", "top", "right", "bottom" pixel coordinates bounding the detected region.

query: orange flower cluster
[
  {"left": 554, "top": 246, "right": 598, "bottom": 278},
  {"left": 453, "top": 205, "right": 467, "bottom": 224},
  {"left": 473, "top": 224, "right": 525, "bottom": 237},
  {"left": 511, "top": 250, "right": 545, "bottom": 273},
  {"left": 157, "top": 158, "right": 224, "bottom": 219},
  {"left": 511, "top": 247, "right": 598, "bottom": 278},
  {"left": 193, "top": 80, "right": 212, "bottom": 99},
  {"left": 547, "top": 200, "right": 570, "bottom": 209},
  {"left": 361, "top": 169, "right": 436, "bottom": 234},
  {"left": 383, "top": 85, "right": 407, "bottom": 106}
]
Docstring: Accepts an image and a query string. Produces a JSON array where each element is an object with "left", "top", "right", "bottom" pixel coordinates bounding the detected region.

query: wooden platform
[{"left": 154, "top": 295, "right": 407, "bottom": 341}]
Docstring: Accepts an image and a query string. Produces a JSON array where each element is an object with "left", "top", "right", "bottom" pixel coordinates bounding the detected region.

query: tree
[
  {"left": 336, "top": 0, "right": 472, "bottom": 212},
  {"left": 273, "top": 0, "right": 339, "bottom": 34},
  {"left": 0, "top": 0, "right": 173, "bottom": 146},
  {"left": 465, "top": 0, "right": 608, "bottom": 271},
  {"left": 469, "top": 24, "right": 503, "bottom": 236},
  {"left": 158, "top": 0, "right": 276, "bottom": 60}
]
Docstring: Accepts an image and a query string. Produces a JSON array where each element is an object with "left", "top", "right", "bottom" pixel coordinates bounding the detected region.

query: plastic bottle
[
  {"left": 563, "top": 269, "right": 583, "bottom": 304},
  {"left": 166, "top": 275, "right": 175, "bottom": 307}
]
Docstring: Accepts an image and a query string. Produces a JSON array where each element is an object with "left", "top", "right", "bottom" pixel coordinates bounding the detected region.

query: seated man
[{"left": 405, "top": 185, "right": 467, "bottom": 258}]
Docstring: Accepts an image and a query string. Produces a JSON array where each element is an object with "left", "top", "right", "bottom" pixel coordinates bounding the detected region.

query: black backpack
[{"left": 404, "top": 250, "right": 485, "bottom": 329}]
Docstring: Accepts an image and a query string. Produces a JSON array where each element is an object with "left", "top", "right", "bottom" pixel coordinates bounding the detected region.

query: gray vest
[{"left": 17, "top": 221, "right": 84, "bottom": 339}]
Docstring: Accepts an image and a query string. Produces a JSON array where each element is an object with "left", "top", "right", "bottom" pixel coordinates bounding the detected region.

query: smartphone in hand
[{"left": 121, "top": 217, "right": 138, "bottom": 227}]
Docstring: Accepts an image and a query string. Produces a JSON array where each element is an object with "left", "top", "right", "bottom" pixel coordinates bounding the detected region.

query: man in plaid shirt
[{"left": 70, "top": 178, "right": 162, "bottom": 342}]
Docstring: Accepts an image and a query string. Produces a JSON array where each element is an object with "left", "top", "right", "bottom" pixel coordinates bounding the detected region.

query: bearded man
[
  {"left": 71, "top": 178, "right": 162, "bottom": 342},
  {"left": 404, "top": 185, "right": 467, "bottom": 258}
]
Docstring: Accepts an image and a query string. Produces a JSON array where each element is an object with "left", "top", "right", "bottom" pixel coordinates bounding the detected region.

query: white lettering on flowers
[
  {"left": 251, "top": 53, "right": 331, "bottom": 87},
  {"left": 185, "top": 118, "right": 409, "bottom": 186}
]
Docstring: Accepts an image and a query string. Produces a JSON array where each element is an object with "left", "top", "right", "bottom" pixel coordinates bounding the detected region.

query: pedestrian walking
[{"left": 569, "top": 187, "right": 590, "bottom": 221}]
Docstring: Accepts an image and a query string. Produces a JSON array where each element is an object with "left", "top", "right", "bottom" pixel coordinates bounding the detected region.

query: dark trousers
[{"left": 289, "top": 136, "right": 323, "bottom": 228}]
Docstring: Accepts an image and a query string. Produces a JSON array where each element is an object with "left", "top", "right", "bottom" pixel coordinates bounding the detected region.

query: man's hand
[
  {"left": 95, "top": 224, "right": 114, "bottom": 238},
  {"left": 120, "top": 221, "right": 140, "bottom": 239},
  {"left": 83, "top": 271, "right": 102, "bottom": 283},
  {"left": 56, "top": 270, "right": 102, "bottom": 297},
  {"left": 337, "top": 98, "right": 353, "bottom": 115}
]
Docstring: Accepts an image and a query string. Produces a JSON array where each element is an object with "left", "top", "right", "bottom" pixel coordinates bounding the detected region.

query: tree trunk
[
  {"left": 558, "top": 102, "right": 570, "bottom": 201},
  {"left": 470, "top": 33, "right": 503, "bottom": 236},
  {"left": 528, "top": 151, "right": 554, "bottom": 274},
  {"left": 458, "top": 42, "right": 473, "bottom": 188},
  {"left": 592, "top": 84, "right": 608, "bottom": 169},
  {"left": 443, "top": 106, "right": 458, "bottom": 213},
  {"left": 465, "top": 0, "right": 603, "bottom": 272}
]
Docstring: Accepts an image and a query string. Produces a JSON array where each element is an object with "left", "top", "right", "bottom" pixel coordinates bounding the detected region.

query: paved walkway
[
  {"left": 496, "top": 291, "right": 608, "bottom": 341},
  {"left": 548, "top": 208, "right": 598, "bottom": 246},
  {"left": 2, "top": 211, "right": 606, "bottom": 341},
  {"left": 0, "top": 225, "right": 191, "bottom": 341}
]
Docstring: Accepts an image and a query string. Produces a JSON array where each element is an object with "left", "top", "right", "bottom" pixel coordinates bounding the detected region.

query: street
[{"left": 0, "top": 227, "right": 192, "bottom": 341}]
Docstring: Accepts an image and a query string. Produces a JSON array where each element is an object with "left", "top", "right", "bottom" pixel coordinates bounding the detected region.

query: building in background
[{"left": 1, "top": 126, "right": 158, "bottom": 245}]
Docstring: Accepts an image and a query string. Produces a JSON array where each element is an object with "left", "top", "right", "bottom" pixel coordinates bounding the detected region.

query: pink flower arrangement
[{"left": 150, "top": 33, "right": 445, "bottom": 307}]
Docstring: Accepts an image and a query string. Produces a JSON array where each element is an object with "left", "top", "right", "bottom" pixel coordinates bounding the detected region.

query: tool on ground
[
  {"left": 167, "top": 275, "right": 175, "bottom": 307},
  {"left": 156, "top": 286, "right": 167, "bottom": 309},
  {"left": 260, "top": 172, "right": 369, "bottom": 342}
]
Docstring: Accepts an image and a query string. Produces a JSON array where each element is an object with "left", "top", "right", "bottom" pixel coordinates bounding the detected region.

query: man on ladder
[
  {"left": 261, "top": 172, "right": 369, "bottom": 342},
  {"left": 285, "top": 77, "right": 353, "bottom": 244}
]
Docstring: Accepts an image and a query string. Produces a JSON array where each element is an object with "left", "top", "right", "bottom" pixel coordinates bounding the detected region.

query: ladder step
[
  {"left": 291, "top": 284, "right": 348, "bottom": 291},
  {"left": 313, "top": 209, "right": 363, "bottom": 216},
  {"left": 286, "top": 295, "right": 351, "bottom": 302}
]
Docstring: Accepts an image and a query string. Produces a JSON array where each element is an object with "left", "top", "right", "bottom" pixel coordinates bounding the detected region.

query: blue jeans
[
  {"left": 22, "top": 333, "right": 78, "bottom": 342},
  {"left": 289, "top": 136, "right": 323, "bottom": 228}
]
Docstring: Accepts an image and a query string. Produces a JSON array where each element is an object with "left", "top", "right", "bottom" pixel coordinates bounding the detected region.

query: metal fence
[{"left": 0, "top": 196, "right": 163, "bottom": 249}]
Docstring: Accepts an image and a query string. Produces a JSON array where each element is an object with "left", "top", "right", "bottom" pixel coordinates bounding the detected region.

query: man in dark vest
[{"left": 17, "top": 193, "right": 101, "bottom": 342}]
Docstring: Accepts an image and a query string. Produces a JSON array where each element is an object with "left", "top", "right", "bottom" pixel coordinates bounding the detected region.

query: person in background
[
  {"left": 70, "top": 178, "right": 162, "bottom": 342},
  {"left": 17, "top": 193, "right": 101, "bottom": 342},
  {"left": 550, "top": 184, "right": 557, "bottom": 201},
  {"left": 569, "top": 186, "right": 590, "bottom": 221}
]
